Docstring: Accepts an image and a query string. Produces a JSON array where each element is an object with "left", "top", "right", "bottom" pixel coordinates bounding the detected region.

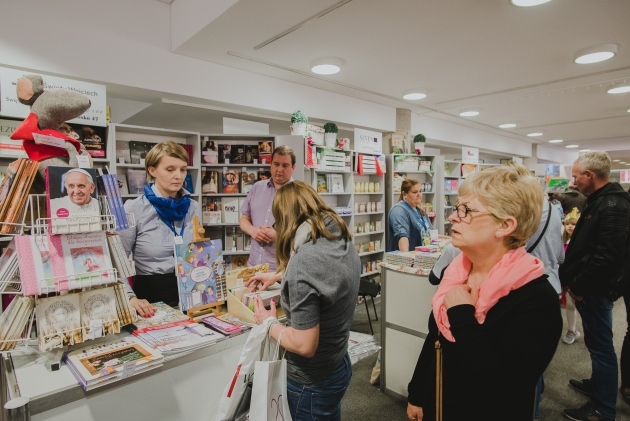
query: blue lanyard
[
  {"left": 401, "top": 200, "right": 428, "bottom": 232},
  {"left": 167, "top": 221, "right": 185, "bottom": 237}
]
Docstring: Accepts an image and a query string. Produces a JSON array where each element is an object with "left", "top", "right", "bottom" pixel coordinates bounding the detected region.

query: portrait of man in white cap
[{"left": 48, "top": 167, "right": 100, "bottom": 233}]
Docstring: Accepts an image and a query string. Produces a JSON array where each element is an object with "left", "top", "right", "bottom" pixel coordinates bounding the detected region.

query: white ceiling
[{"left": 128, "top": 0, "right": 630, "bottom": 167}]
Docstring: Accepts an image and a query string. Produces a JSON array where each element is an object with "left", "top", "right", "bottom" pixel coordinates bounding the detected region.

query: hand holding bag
[{"left": 249, "top": 327, "right": 293, "bottom": 421}]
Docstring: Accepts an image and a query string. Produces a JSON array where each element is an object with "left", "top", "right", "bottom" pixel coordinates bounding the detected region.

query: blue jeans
[
  {"left": 534, "top": 376, "right": 543, "bottom": 419},
  {"left": 576, "top": 296, "right": 618, "bottom": 418},
  {"left": 287, "top": 353, "right": 352, "bottom": 421}
]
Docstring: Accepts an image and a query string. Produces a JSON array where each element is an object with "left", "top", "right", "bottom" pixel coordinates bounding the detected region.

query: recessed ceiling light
[
  {"left": 499, "top": 123, "right": 517, "bottom": 129},
  {"left": 460, "top": 110, "right": 480, "bottom": 117},
  {"left": 527, "top": 132, "right": 543, "bottom": 137},
  {"left": 566, "top": 145, "right": 579, "bottom": 148},
  {"left": 608, "top": 86, "right": 630, "bottom": 94},
  {"left": 627, "top": 107, "right": 630, "bottom": 113},
  {"left": 613, "top": 159, "right": 621, "bottom": 162},
  {"left": 310, "top": 57, "right": 342, "bottom": 75},
  {"left": 579, "top": 149, "right": 591, "bottom": 152},
  {"left": 574, "top": 44, "right": 617, "bottom": 64},
  {"left": 510, "top": 0, "right": 553, "bottom": 7},
  {"left": 548, "top": 139, "right": 563, "bottom": 143},
  {"left": 402, "top": 88, "right": 427, "bottom": 100}
]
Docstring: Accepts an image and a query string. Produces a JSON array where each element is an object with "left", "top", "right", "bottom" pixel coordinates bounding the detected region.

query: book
[
  {"left": 132, "top": 301, "right": 190, "bottom": 332},
  {"left": 258, "top": 140, "right": 273, "bottom": 155},
  {"left": 79, "top": 287, "right": 121, "bottom": 340},
  {"left": 202, "top": 139, "right": 218, "bottom": 164},
  {"left": 46, "top": 167, "right": 101, "bottom": 234},
  {"left": 244, "top": 144, "right": 258, "bottom": 164},
  {"left": 392, "top": 172, "right": 407, "bottom": 193},
  {"left": 184, "top": 174, "right": 194, "bottom": 194},
  {"left": 259, "top": 153, "right": 272, "bottom": 165},
  {"left": 47, "top": 231, "right": 114, "bottom": 291},
  {"left": 221, "top": 168, "right": 240, "bottom": 194},
  {"left": 107, "top": 234, "right": 133, "bottom": 279},
  {"left": 218, "top": 144, "right": 231, "bottom": 164},
  {"left": 0, "top": 239, "right": 18, "bottom": 288},
  {"left": 103, "top": 173, "right": 129, "bottom": 230},
  {"left": 126, "top": 169, "right": 147, "bottom": 195},
  {"left": 182, "top": 144, "right": 194, "bottom": 166},
  {"left": 0, "top": 296, "right": 35, "bottom": 351},
  {"left": 231, "top": 144, "right": 245, "bottom": 164},
  {"left": 113, "top": 282, "right": 135, "bottom": 326},
  {"left": 0, "top": 118, "right": 25, "bottom": 157},
  {"left": 15, "top": 234, "right": 57, "bottom": 295},
  {"left": 545, "top": 177, "right": 571, "bottom": 193},
  {"left": 329, "top": 174, "right": 344, "bottom": 193},
  {"left": 75, "top": 124, "right": 107, "bottom": 158},
  {"left": 241, "top": 168, "right": 258, "bottom": 194},
  {"left": 64, "top": 336, "right": 163, "bottom": 391},
  {"left": 116, "top": 168, "right": 129, "bottom": 195},
  {"left": 201, "top": 169, "right": 219, "bottom": 194},
  {"left": 174, "top": 239, "right": 226, "bottom": 312},
  {"left": 0, "top": 158, "right": 39, "bottom": 234},
  {"left": 129, "top": 141, "right": 148, "bottom": 164},
  {"left": 461, "top": 164, "right": 478, "bottom": 178},
  {"left": 201, "top": 314, "right": 243, "bottom": 336},
  {"left": 134, "top": 321, "right": 224, "bottom": 356},
  {"left": 222, "top": 196, "right": 239, "bottom": 223},
  {"left": 36, "top": 293, "right": 83, "bottom": 351},
  {"left": 116, "top": 141, "right": 130, "bottom": 164},
  {"left": 316, "top": 174, "right": 327, "bottom": 193}
]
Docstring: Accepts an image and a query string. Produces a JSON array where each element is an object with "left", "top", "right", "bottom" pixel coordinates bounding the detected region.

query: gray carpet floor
[{"left": 343, "top": 297, "right": 630, "bottom": 420}]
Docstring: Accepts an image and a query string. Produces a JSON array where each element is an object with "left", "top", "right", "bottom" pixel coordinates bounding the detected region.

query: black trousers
[
  {"left": 621, "top": 281, "right": 630, "bottom": 388},
  {"left": 132, "top": 272, "right": 179, "bottom": 308}
]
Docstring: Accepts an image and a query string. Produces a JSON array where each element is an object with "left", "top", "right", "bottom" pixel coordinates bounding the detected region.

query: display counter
[
  {"left": 12, "top": 333, "right": 248, "bottom": 421},
  {"left": 379, "top": 264, "right": 437, "bottom": 400}
]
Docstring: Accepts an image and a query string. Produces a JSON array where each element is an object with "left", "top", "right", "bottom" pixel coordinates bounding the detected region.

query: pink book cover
[{"left": 14, "top": 235, "right": 61, "bottom": 295}]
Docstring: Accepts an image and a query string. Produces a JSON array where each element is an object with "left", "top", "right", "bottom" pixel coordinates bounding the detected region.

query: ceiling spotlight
[
  {"left": 627, "top": 107, "right": 630, "bottom": 113},
  {"left": 403, "top": 88, "right": 427, "bottom": 100},
  {"left": 574, "top": 44, "right": 617, "bottom": 64},
  {"left": 499, "top": 123, "right": 517, "bottom": 129},
  {"left": 310, "top": 57, "right": 343, "bottom": 75},
  {"left": 608, "top": 86, "right": 630, "bottom": 94},
  {"left": 460, "top": 109, "right": 480, "bottom": 117},
  {"left": 579, "top": 149, "right": 591, "bottom": 152},
  {"left": 613, "top": 159, "right": 621, "bottom": 162},
  {"left": 510, "top": 0, "right": 553, "bottom": 7},
  {"left": 527, "top": 132, "right": 543, "bottom": 137},
  {"left": 566, "top": 145, "right": 579, "bottom": 148},
  {"left": 548, "top": 139, "right": 563, "bottom": 143}
]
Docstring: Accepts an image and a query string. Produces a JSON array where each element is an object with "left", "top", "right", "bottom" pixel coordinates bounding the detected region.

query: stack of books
[
  {"left": 201, "top": 314, "right": 245, "bottom": 337},
  {"left": 64, "top": 336, "right": 164, "bottom": 391},
  {"left": 0, "top": 296, "right": 35, "bottom": 351},
  {"left": 134, "top": 320, "right": 225, "bottom": 359},
  {"left": 0, "top": 158, "right": 39, "bottom": 234}
]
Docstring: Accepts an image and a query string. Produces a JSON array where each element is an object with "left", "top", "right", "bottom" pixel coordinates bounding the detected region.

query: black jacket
[
  {"left": 559, "top": 182, "right": 630, "bottom": 299},
  {"left": 407, "top": 276, "right": 561, "bottom": 420}
]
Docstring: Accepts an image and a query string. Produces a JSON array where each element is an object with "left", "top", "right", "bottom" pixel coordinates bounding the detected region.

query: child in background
[{"left": 562, "top": 207, "right": 580, "bottom": 344}]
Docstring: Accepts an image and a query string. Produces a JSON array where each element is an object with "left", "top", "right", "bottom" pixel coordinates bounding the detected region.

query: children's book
[
  {"left": 36, "top": 293, "right": 83, "bottom": 351},
  {"left": 132, "top": 301, "right": 190, "bottom": 332},
  {"left": 15, "top": 234, "right": 57, "bottom": 295},
  {"left": 46, "top": 167, "right": 101, "bottom": 234},
  {"left": 47, "top": 231, "right": 114, "bottom": 291},
  {"left": 316, "top": 174, "right": 327, "bottom": 193},
  {"left": 126, "top": 169, "right": 147, "bottom": 195},
  {"left": 174, "top": 239, "right": 226, "bottom": 312}
]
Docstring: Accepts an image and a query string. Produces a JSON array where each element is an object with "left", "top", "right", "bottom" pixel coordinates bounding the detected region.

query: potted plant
[
  {"left": 323, "top": 122, "right": 338, "bottom": 147},
  {"left": 291, "top": 110, "right": 308, "bottom": 136},
  {"left": 414, "top": 134, "right": 426, "bottom": 155}
]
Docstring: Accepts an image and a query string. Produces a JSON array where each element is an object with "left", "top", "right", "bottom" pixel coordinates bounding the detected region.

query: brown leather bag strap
[{"left": 435, "top": 338, "right": 442, "bottom": 421}]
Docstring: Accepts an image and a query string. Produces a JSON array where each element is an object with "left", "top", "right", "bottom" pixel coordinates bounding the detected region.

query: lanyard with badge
[
  {"left": 401, "top": 200, "right": 428, "bottom": 233},
  {"left": 169, "top": 221, "right": 186, "bottom": 244}
]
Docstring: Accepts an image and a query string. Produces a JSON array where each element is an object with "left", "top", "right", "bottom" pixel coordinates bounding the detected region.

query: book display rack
[{"left": 0, "top": 171, "right": 138, "bottom": 354}]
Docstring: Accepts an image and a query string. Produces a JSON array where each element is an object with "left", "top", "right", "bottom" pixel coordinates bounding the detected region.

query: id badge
[{"left": 174, "top": 235, "right": 184, "bottom": 245}]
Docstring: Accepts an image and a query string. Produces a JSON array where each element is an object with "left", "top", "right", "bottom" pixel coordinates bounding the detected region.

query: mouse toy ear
[{"left": 16, "top": 75, "right": 44, "bottom": 106}]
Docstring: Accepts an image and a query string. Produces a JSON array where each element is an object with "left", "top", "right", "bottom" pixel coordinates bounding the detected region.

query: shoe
[
  {"left": 563, "top": 330, "right": 581, "bottom": 344},
  {"left": 564, "top": 402, "right": 615, "bottom": 420},
  {"left": 620, "top": 387, "right": 630, "bottom": 405},
  {"left": 569, "top": 379, "right": 593, "bottom": 397}
]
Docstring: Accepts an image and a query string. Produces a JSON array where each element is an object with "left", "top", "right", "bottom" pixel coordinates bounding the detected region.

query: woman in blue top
[{"left": 387, "top": 178, "right": 434, "bottom": 251}]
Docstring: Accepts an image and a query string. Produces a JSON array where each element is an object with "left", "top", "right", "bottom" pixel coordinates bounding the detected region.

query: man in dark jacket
[{"left": 561, "top": 151, "right": 630, "bottom": 421}]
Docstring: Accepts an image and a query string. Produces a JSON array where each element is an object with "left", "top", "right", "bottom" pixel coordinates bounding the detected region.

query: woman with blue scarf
[
  {"left": 387, "top": 178, "right": 434, "bottom": 252},
  {"left": 119, "top": 141, "right": 199, "bottom": 317}
]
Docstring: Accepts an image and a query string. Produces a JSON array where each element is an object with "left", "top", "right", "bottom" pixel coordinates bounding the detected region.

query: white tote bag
[
  {"left": 213, "top": 317, "right": 277, "bottom": 421},
  {"left": 249, "top": 330, "right": 292, "bottom": 421}
]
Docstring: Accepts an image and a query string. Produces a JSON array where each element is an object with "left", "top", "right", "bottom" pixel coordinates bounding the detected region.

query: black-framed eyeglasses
[{"left": 452, "top": 203, "right": 493, "bottom": 219}]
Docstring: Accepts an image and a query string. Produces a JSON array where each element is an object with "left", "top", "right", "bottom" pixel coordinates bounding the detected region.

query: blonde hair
[
  {"left": 562, "top": 208, "right": 580, "bottom": 243},
  {"left": 145, "top": 141, "right": 189, "bottom": 182},
  {"left": 458, "top": 163, "right": 543, "bottom": 249},
  {"left": 272, "top": 180, "right": 351, "bottom": 272}
]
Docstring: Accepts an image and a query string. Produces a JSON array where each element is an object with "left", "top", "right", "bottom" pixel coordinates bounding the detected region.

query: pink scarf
[{"left": 431, "top": 247, "right": 544, "bottom": 342}]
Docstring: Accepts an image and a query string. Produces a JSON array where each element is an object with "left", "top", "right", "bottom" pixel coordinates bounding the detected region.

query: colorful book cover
[
  {"left": 316, "top": 174, "right": 327, "bottom": 193},
  {"left": 221, "top": 168, "right": 240, "bottom": 194},
  {"left": 258, "top": 140, "right": 273, "bottom": 155},
  {"left": 218, "top": 144, "right": 231, "bottom": 164},
  {"left": 174, "top": 239, "right": 226, "bottom": 312},
  {"left": 259, "top": 153, "right": 272, "bottom": 165},
  {"left": 244, "top": 144, "right": 259, "bottom": 164},
  {"left": 48, "top": 231, "right": 114, "bottom": 290},
  {"left": 545, "top": 177, "right": 571, "bottom": 193},
  {"left": 36, "top": 293, "right": 83, "bottom": 351},
  {"left": 132, "top": 302, "right": 190, "bottom": 332},
  {"left": 126, "top": 169, "right": 147, "bottom": 195},
  {"left": 231, "top": 144, "right": 245, "bottom": 164},
  {"left": 70, "top": 123, "right": 107, "bottom": 158},
  {"left": 202, "top": 139, "right": 218, "bottom": 164}
]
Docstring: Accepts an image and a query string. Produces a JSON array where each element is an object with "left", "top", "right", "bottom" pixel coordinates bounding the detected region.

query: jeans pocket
[
  {"left": 311, "top": 390, "right": 345, "bottom": 421},
  {"left": 287, "top": 389, "right": 302, "bottom": 419}
]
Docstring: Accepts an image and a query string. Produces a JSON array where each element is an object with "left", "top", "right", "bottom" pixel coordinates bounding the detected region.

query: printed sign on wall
[
  {"left": 354, "top": 128, "right": 382, "bottom": 155},
  {"left": 462, "top": 146, "right": 479, "bottom": 164},
  {"left": 0, "top": 66, "right": 107, "bottom": 127}
]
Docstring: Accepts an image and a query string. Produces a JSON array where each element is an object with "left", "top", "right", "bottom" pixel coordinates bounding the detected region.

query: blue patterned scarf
[{"left": 144, "top": 184, "right": 191, "bottom": 228}]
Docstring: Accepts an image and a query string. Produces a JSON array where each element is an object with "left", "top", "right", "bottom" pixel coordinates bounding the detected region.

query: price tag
[
  {"left": 33, "top": 133, "right": 66, "bottom": 148},
  {"left": 121, "top": 361, "right": 137, "bottom": 379},
  {"left": 77, "top": 155, "right": 91, "bottom": 168},
  {"left": 174, "top": 235, "right": 184, "bottom": 244},
  {"left": 236, "top": 278, "right": 244, "bottom": 288}
]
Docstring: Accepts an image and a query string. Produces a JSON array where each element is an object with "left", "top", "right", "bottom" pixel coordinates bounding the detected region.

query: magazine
[{"left": 36, "top": 293, "right": 83, "bottom": 351}]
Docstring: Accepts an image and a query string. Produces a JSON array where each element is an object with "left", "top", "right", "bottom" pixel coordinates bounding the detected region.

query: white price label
[
  {"left": 76, "top": 155, "right": 91, "bottom": 168},
  {"left": 32, "top": 133, "right": 66, "bottom": 148},
  {"left": 121, "top": 361, "right": 137, "bottom": 379}
]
